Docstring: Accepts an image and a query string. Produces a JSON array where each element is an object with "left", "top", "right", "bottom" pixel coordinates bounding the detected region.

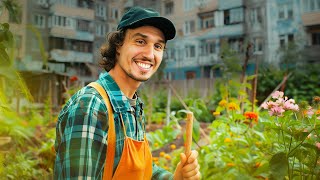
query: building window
[
  {"left": 201, "top": 40, "right": 215, "bottom": 55},
  {"left": 279, "top": 34, "right": 294, "bottom": 47},
  {"left": 288, "top": 34, "right": 294, "bottom": 43},
  {"left": 249, "top": 7, "right": 262, "bottom": 25},
  {"left": 111, "top": 8, "right": 119, "bottom": 19},
  {"left": 33, "top": 14, "right": 46, "bottom": 28},
  {"left": 224, "top": 8, "right": 243, "bottom": 25},
  {"left": 253, "top": 37, "right": 263, "bottom": 53},
  {"left": 77, "top": 19, "right": 91, "bottom": 32},
  {"left": 199, "top": 12, "right": 214, "bottom": 29},
  {"left": 165, "top": 49, "right": 175, "bottom": 59},
  {"left": 228, "top": 38, "right": 243, "bottom": 52},
  {"left": 287, "top": 4, "right": 293, "bottom": 19},
  {"left": 304, "top": 0, "right": 320, "bottom": 12},
  {"left": 184, "top": 20, "right": 195, "bottom": 35},
  {"left": 96, "top": 24, "right": 106, "bottom": 37},
  {"left": 77, "top": 0, "right": 93, "bottom": 9},
  {"left": 185, "top": 45, "right": 196, "bottom": 57},
  {"left": 184, "top": 0, "right": 194, "bottom": 11},
  {"left": 312, "top": 33, "right": 320, "bottom": 45},
  {"left": 279, "top": 35, "right": 286, "bottom": 47},
  {"left": 95, "top": 3, "right": 106, "bottom": 18},
  {"left": 165, "top": 2, "right": 174, "bottom": 15},
  {"left": 230, "top": 8, "right": 244, "bottom": 24},
  {"left": 278, "top": 5, "right": 285, "bottom": 19},
  {"left": 52, "top": 15, "right": 73, "bottom": 28}
]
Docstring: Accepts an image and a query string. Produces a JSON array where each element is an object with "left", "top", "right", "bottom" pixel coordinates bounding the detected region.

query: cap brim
[{"left": 126, "top": 17, "right": 176, "bottom": 41}]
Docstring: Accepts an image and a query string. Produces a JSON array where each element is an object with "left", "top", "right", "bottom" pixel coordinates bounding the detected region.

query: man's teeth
[{"left": 137, "top": 62, "right": 151, "bottom": 69}]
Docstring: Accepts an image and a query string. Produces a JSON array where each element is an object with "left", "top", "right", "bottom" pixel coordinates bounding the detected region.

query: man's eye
[
  {"left": 136, "top": 40, "right": 145, "bottom": 44},
  {"left": 155, "top": 44, "right": 163, "bottom": 50}
]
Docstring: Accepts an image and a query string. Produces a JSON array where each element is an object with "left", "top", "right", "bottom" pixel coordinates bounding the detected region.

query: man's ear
[{"left": 116, "top": 46, "right": 120, "bottom": 55}]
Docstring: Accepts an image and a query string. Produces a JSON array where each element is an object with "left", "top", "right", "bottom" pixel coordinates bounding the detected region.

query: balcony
[
  {"left": 302, "top": 45, "right": 320, "bottom": 63},
  {"left": 50, "top": 49, "right": 93, "bottom": 63},
  {"left": 218, "top": 0, "right": 243, "bottom": 10},
  {"left": 302, "top": 11, "right": 320, "bottom": 26},
  {"left": 50, "top": 4, "right": 94, "bottom": 20},
  {"left": 50, "top": 27, "right": 94, "bottom": 41},
  {"left": 199, "top": 23, "right": 244, "bottom": 39},
  {"left": 198, "top": 54, "right": 218, "bottom": 65}
]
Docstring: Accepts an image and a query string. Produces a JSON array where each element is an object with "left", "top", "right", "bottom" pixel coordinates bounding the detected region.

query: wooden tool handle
[{"left": 185, "top": 112, "right": 193, "bottom": 157}]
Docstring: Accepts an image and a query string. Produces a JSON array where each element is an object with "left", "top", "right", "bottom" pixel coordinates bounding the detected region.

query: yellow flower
[
  {"left": 213, "top": 111, "right": 220, "bottom": 116},
  {"left": 227, "top": 102, "right": 239, "bottom": 111},
  {"left": 224, "top": 138, "right": 232, "bottom": 143},
  {"left": 316, "top": 109, "right": 320, "bottom": 115},
  {"left": 154, "top": 143, "right": 159, "bottom": 147},
  {"left": 159, "top": 151, "right": 165, "bottom": 157},
  {"left": 219, "top": 100, "right": 228, "bottom": 107},
  {"left": 227, "top": 163, "right": 235, "bottom": 167},
  {"left": 152, "top": 157, "right": 159, "bottom": 162},
  {"left": 170, "top": 144, "right": 176, "bottom": 150},
  {"left": 164, "top": 154, "right": 171, "bottom": 160},
  {"left": 254, "top": 162, "right": 262, "bottom": 168}
]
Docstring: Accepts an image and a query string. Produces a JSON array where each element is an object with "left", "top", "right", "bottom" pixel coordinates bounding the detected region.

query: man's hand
[{"left": 173, "top": 150, "right": 201, "bottom": 180}]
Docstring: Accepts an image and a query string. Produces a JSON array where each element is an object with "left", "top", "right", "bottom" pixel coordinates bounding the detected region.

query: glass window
[
  {"left": 165, "top": 2, "right": 174, "bottom": 15},
  {"left": 33, "top": 14, "right": 46, "bottom": 28},
  {"left": 278, "top": 5, "right": 285, "bottom": 19}
]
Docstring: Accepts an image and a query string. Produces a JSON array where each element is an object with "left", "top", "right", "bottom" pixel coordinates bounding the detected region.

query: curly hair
[{"left": 99, "top": 30, "right": 126, "bottom": 71}]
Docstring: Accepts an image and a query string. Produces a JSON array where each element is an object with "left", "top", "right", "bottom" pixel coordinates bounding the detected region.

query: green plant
[{"left": 260, "top": 91, "right": 320, "bottom": 179}]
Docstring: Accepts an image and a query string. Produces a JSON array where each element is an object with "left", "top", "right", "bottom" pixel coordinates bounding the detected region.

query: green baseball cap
[{"left": 117, "top": 6, "right": 176, "bottom": 41}]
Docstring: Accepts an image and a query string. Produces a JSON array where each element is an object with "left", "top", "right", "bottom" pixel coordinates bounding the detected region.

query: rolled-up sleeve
[
  {"left": 54, "top": 91, "right": 108, "bottom": 180},
  {"left": 152, "top": 162, "right": 173, "bottom": 180}
]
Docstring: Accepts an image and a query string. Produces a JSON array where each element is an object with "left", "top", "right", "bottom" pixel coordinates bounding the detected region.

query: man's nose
[{"left": 142, "top": 45, "right": 155, "bottom": 60}]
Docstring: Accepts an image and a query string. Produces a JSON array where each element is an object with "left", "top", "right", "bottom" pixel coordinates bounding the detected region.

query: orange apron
[{"left": 88, "top": 82, "right": 153, "bottom": 180}]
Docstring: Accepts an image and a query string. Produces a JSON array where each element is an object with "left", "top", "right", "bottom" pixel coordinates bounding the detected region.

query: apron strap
[{"left": 88, "top": 82, "right": 115, "bottom": 180}]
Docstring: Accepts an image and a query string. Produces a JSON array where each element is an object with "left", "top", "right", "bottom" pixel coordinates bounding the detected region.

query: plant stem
[
  {"left": 288, "top": 129, "right": 314, "bottom": 157},
  {"left": 291, "top": 156, "right": 295, "bottom": 179},
  {"left": 281, "top": 128, "right": 287, "bottom": 151}
]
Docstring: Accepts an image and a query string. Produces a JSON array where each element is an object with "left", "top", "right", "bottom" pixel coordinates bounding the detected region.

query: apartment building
[
  {"left": 301, "top": 0, "right": 320, "bottom": 63},
  {"left": 0, "top": 0, "right": 112, "bottom": 106},
  {"left": 244, "top": 0, "right": 267, "bottom": 68},
  {"left": 155, "top": 0, "right": 217, "bottom": 80}
]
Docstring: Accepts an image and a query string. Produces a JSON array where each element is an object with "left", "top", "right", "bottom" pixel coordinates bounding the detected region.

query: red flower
[
  {"left": 244, "top": 112, "right": 258, "bottom": 124},
  {"left": 70, "top": 76, "right": 78, "bottom": 82}
]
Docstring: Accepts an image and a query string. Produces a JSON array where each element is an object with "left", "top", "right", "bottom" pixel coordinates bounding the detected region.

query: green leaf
[
  {"left": 269, "top": 152, "right": 288, "bottom": 180},
  {"left": 193, "top": 119, "right": 200, "bottom": 142},
  {"left": 0, "top": 44, "right": 10, "bottom": 66}
]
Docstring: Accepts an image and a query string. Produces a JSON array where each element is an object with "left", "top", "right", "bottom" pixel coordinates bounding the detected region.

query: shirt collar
[{"left": 96, "top": 72, "right": 144, "bottom": 113}]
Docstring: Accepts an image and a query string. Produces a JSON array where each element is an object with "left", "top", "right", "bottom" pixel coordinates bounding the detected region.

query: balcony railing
[
  {"left": 50, "top": 27, "right": 94, "bottom": 41},
  {"left": 50, "top": 49, "right": 93, "bottom": 63},
  {"left": 50, "top": 4, "right": 94, "bottom": 20},
  {"left": 301, "top": 11, "right": 320, "bottom": 26}
]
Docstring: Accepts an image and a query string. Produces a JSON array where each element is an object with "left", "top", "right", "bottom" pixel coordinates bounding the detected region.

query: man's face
[{"left": 115, "top": 26, "right": 165, "bottom": 82}]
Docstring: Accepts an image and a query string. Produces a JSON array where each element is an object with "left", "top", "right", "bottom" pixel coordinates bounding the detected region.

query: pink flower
[
  {"left": 261, "top": 102, "right": 268, "bottom": 109},
  {"left": 272, "top": 91, "right": 284, "bottom": 99},
  {"left": 316, "top": 142, "right": 320, "bottom": 150},
  {"left": 270, "top": 106, "right": 285, "bottom": 117},
  {"left": 283, "top": 99, "right": 299, "bottom": 111}
]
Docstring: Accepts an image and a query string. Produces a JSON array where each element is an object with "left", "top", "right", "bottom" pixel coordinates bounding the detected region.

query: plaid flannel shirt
[{"left": 54, "top": 72, "right": 172, "bottom": 179}]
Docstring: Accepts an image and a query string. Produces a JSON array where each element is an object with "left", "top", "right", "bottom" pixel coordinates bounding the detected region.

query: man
[{"left": 54, "top": 6, "right": 200, "bottom": 180}]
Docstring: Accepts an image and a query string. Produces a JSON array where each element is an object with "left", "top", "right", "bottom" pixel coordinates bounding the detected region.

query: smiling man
[{"left": 54, "top": 6, "right": 200, "bottom": 180}]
